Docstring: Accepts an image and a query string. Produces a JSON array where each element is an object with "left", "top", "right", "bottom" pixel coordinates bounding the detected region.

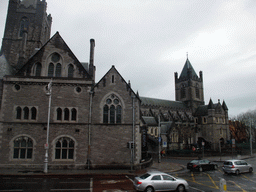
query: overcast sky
[{"left": 0, "top": 0, "right": 256, "bottom": 117}]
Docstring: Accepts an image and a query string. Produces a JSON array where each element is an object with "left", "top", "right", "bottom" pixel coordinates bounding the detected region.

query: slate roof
[
  {"left": 142, "top": 116, "right": 157, "bottom": 126},
  {"left": 140, "top": 96, "right": 187, "bottom": 109},
  {"left": 194, "top": 101, "right": 227, "bottom": 116},
  {"left": 179, "top": 58, "right": 198, "bottom": 79}
]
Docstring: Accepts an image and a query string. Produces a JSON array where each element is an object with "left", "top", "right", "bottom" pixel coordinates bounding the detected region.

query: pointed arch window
[
  {"left": 23, "top": 107, "right": 29, "bottom": 120},
  {"left": 15, "top": 106, "right": 37, "bottom": 121},
  {"left": 19, "top": 17, "right": 29, "bottom": 37},
  {"left": 103, "top": 105, "right": 109, "bottom": 123},
  {"left": 55, "top": 137, "right": 74, "bottom": 159},
  {"left": 35, "top": 63, "right": 42, "bottom": 76},
  {"left": 13, "top": 136, "right": 33, "bottom": 159},
  {"left": 48, "top": 63, "right": 54, "bottom": 77},
  {"left": 116, "top": 105, "right": 122, "bottom": 123},
  {"left": 64, "top": 108, "right": 69, "bottom": 121},
  {"left": 31, "top": 107, "right": 37, "bottom": 120},
  {"left": 57, "top": 108, "right": 62, "bottom": 120},
  {"left": 181, "top": 84, "right": 186, "bottom": 99},
  {"left": 68, "top": 64, "right": 74, "bottom": 78},
  {"left": 71, "top": 108, "right": 77, "bottom": 121},
  {"left": 16, "top": 107, "right": 22, "bottom": 119},
  {"left": 196, "top": 84, "right": 200, "bottom": 99},
  {"left": 102, "top": 94, "right": 122, "bottom": 124},
  {"left": 55, "top": 63, "right": 62, "bottom": 77}
]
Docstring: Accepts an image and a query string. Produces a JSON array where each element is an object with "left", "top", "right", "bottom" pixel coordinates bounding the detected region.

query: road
[
  {"left": 1, "top": 156, "right": 256, "bottom": 192},
  {"left": 167, "top": 157, "right": 256, "bottom": 192}
]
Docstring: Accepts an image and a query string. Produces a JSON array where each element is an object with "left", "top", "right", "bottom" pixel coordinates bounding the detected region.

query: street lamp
[{"left": 44, "top": 79, "right": 52, "bottom": 173}]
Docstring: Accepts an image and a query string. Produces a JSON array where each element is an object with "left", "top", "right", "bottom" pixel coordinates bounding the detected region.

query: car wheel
[
  {"left": 176, "top": 184, "right": 185, "bottom": 192},
  {"left": 235, "top": 169, "right": 240, "bottom": 175},
  {"left": 145, "top": 186, "right": 154, "bottom": 192},
  {"left": 214, "top": 165, "right": 218, "bottom": 170},
  {"left": 199, "top": 167, "right": 203, "bottom": 172},
  {"left": 249, "top": 167, "right": 253, "bottom": 173}
]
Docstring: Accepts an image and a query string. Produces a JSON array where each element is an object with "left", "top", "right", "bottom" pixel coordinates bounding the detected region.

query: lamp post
[{"left": 44, "top": 80, "right": 52, "bottom": 174}]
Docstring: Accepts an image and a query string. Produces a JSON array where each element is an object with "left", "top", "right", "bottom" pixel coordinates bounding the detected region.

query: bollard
[{"left": 220, "top": 178, "right": 227, "bottom": 192}]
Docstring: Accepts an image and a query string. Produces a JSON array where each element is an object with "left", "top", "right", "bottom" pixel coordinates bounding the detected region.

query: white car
[
  {"left": 222, "top": 159, "right": 253, "bottom": 175},
  {"left": 133, "top": 171, "right": 189, "bottom": 192}
]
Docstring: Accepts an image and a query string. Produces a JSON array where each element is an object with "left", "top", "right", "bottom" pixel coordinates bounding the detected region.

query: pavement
[{"left": 0, "top": 154, "right": 254, "bottom": 177}]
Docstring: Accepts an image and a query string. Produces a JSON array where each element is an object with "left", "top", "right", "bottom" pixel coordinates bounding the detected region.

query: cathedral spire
[{"left": 179, "top": 58, "right": 198, "bottom": 79}]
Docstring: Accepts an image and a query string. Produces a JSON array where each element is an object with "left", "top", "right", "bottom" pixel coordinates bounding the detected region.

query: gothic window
[
  {"left": 112, "top": 75, "right": 115, "bottom": 83},
  {"left": 13, "top": 136, "right": 33, "bottom": 159},
  {"left": 19, "top": 17, "right": 29, "bottom": 37},
  {"left": 57, "top": 108, "right": 62, "bottom": 120},
  {"left": 48, "top": 53, "right": 63, "bottom": 77},
  {"left": 31, "top": 107, "right": 37, "bottom": 120},
  {"left": 35, "top": 63, "right": 42, "bottom": 76},
  {"left": 16, "top": 106, "right": 37, "bottom": 121},
  {"left": 103, "top": 105, "right": 109, "bottom": 123},
  {"left": 68, "top": 64, "right": 74, "bottom": 77},
  {"left": 71, "top": 108, "right": 77, "bottom": 121},
  {"left": 48, "top": 63, "right": 54, "bottom": 77},
  {"left": 55, "top": 63, "right": 62, "bottom": 77},
  {"left": 16, "top": 107, "right": 22, "bottom": 119},
  {"left": 181, "top": 84, "right": 186, "bottom": 99},
  {"left": 116, "top": 105, "right": 122, "bottom": 123},
  {"left": 102, "top": 94, "right": 122, "bottom": 124},
  {"left": 56, "top": 108, "right": 77, "bottom": 122},
  {"left": 55, "top": 137, "right": 74, "bottom": 160},
  {"left": 23, "top": 107, "right": 29, "bottom": 120},
  {"left": 64, "top": 108, "right": 69, "bottom": 121},
  {"left": 196, "top": 84, "right": 200, "bottom": 99}
]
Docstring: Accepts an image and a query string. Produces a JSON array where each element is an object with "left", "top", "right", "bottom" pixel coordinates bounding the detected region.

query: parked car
[
  {"left": 187, "top": 159, "right": 218, "bottom": 172},
  {"left": 222, "top": 159, "right": 253, "bottom": 175},
  {"left": 133, "top": 171, "right": 189, "bottom": 192}
]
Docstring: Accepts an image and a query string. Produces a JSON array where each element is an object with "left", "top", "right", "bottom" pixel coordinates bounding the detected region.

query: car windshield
[
  {"left": 190, "top": 160, "right": 199, "bottom": 163},
  {"left": 139, "top": 173, "right": 151, "bottom": 179},
  {"left": 224, "top": 161, "right": 233, "bottom": 165}
]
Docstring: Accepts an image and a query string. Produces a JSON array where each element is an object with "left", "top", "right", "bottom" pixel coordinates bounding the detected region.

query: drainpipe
[
  {"left": 132, "top": 95, "right": 135, "bottom": 170},
  {"left": 87, "top": 90, "right": 93, "bottom": 169}
]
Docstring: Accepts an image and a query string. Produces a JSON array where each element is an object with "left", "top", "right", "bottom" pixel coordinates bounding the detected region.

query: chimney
[{"left": 89, "top": 39, "right": 96, "bottom": 81}]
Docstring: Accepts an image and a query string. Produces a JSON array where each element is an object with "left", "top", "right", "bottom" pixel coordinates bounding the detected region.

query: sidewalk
[{"left": 0, "top": 154, "right": 254, "bottom": 177}]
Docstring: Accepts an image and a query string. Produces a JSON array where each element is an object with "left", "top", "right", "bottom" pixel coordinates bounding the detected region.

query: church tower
[
  {"left": 0, "top": 0, "right": 52, "bottom": 71},
  {"left": 174, "top": 58, "right": 204, "bottom": 112}
]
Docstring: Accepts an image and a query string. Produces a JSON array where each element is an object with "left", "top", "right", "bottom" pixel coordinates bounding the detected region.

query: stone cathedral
[{"left": 0, "top": 0, "right": 229, "bottom": 170}]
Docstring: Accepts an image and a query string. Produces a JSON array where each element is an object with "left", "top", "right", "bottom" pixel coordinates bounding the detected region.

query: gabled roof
[
  {"left": 17, "top": 32, "right": 92, "bottom": 79},
  {"left": 93, "top": 65, "right": 140, "bottom": 101},
  {"left": 140, "top": 96, "right": 187, "bottom": 109},
  {"left": 179, "top": 58, "right": 198, "bottom": 79}
]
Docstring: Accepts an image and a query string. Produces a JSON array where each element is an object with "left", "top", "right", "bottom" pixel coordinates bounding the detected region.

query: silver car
[
  {"left": 133, "top": 171, "right": 189, "bottom": 192},
  {"left": 222, "top": 159, "right": 253, "bottom": 175}
]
